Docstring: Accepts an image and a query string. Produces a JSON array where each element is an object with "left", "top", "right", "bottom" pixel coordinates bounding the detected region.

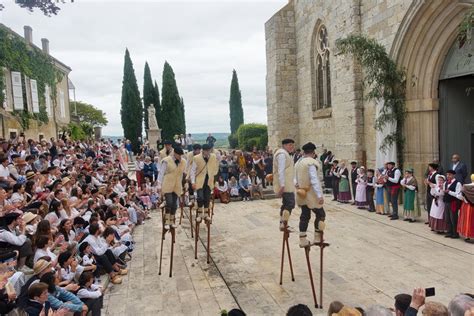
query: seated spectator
[
  {"left": 39, "top": 271, "right": 87, "bottom": 315},
  {"left": 77, "top": 272, "right": 104, "bottom": 316},
  {"left": 249, "top": 170, "right": 263, "bottom": 200},
  {"left": 228, "top": 177, "right": 240, "bottom": 198},
  {"left": 448, "top": 294, "right": 474, "bottom": 316},
  {"left": 0, "top": 212, "right": 33, "bottom": 272},
  {"left": 328, "top": 301, "right": 344, "bottom": 315},
  {"left": 214, "top": 176, "right": 229, "bottom": 204},
  {"left": 33, "top": 235, "right": 57, "bottom": 265},
  {"left": 287, "top": 304, "right": 313, "bottom": 316},
  {"left": 24, "top": 282, "right": 52, "bottom": 316},
  {"left": 366, "top": 305, "right": 392, "bottom": 316},
  {"left": 238, "top": 173, "right": 251, "bottom": 201},
  {"left": 394, "top": 293, "right": 412, "bottom": 316}
]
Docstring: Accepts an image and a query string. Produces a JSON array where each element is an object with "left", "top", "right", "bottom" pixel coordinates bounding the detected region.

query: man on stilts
[
  {"left": 157, "top": 146, "right": 186, "bottom": 230},
  {"left": 273, "top": 139, "right": 296, "bottom": 231},
  {"left": 190, "top": 144, "right": 219, "bottom": 223},
  {"left": 160, "top": 140, "right": 174, "bottom": 159},
  {"left": 295, "top": 142, "right": 325, "bottom": 247}
]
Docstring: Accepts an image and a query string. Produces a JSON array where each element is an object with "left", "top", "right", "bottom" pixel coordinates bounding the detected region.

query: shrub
[
  {"left": 236, "top": 123, "right": 268, "bottom": 151},
  {"left": 228, "top": 133, "right": 239, "bottom": 149}
]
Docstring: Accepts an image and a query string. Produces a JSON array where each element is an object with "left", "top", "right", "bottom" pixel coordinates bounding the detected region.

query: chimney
[
  {"left": 24, "top": 25, "right": 33, "bottom": 44},
  {"left": 41, "top": 38, "right": 49, "bottom": 55}
]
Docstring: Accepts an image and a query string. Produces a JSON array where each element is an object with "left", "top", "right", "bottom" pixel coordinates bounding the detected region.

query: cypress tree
[
  {"left": 161, "top": 61, "right": 182, "bottom": 141},
  {"left": 179, "top": 97, "right": 186, "bottom": 134},
  {"left": 229, "top": 69, "right": 244, "bottom": 134},
  {"left": 153, "top": 80, "right": 162, "bottom": 129},
  {"left": 120, "top": 48, "right": 142, "bottom": 153},
  {"left": 143, "top": 62, "right": 155, "bottom": 134}
]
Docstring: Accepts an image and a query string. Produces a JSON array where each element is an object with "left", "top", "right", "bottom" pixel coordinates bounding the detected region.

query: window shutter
[
  {"left": 59, "top": 89, "right": 66, "bottom": 118},
  {"left": 31, "top": 79, "right": 39, "bottom": 113},
  {"left": 11, "top": 71, "right": 24, "bottom": 110},
  {"left": 45, "top": 85, "right": 52, "bottom": 116}
]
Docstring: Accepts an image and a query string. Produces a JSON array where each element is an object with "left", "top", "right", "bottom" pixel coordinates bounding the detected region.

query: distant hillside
[{"left": 103, "top": 133, "right": 230, "bottom": 148}]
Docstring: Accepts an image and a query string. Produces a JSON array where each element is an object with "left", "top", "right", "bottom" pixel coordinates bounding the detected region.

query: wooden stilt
[
  {"left": 179, "top": 195, "right": 184, "bottom": 225},
  {"left": 194, "top": 221, "right": 200, "bottom": 260},
  {"left": 206, "top": 221, "right": 211, "bottom": 264},
  {"left": 158, "top": 209, "right": 166, "bottom": 276},
  {"left": 304, "top": 247, "right": 318, "bottom": 309},
  {"left": 279, "top": 229, "right": 286, "bottom": 285},
  {"left": 169, "top": 227, "right": 175, "bottom": 277},
  {"left": 285, "top": 232, "right": 295, "bottom": 282},
  {"left": 189, "top": 203, "right": 194, "bottom": 238}
]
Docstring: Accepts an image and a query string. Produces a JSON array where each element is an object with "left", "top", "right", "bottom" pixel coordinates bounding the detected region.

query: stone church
[{"left": 265, "top": 0, "right": 473, "bottom": 182}]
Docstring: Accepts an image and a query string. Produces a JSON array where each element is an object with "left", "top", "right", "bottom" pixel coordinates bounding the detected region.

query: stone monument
[{"left": 147, "top": 105, "right": 161, "bottom": 150}]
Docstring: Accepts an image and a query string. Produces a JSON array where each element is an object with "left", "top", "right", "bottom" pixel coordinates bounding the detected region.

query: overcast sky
[{"left": 0, "top": 0, "right": 286, "bottom": 136}]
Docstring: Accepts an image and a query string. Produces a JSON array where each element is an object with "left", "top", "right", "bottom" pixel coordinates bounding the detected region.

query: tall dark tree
[
  {"left": 143, "top": 62, "right": 154, "bottom": 134},
  {"left": 161, "top": 61, "right": 183, "bottom": 141},
  {"left": 179, "top": 97, "right": 186, "bottom": 134},
  {"left": 120, "top": 48, "right": 142, "bottom": 153},
  {"left": 153, "top": 80, "right": 162, "bottom": 129},
  {"left": 229, "top": 69, "right": 244, "bottom": 134}
]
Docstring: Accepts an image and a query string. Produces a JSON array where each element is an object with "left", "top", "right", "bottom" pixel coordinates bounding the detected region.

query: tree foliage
[
  {"left": 120, "top": 49, "right": 142, "bottom": 153},
  {"left": 335, "top": 35, "right": 406, "bottom": 167},
  {"left": 229, "top": 69, "right": 244, "bottom": 134},
  {"left": 0, "top": 0, "right": 73, "bottom": 16},
  {"left": 160, "top": 61, "right": 184, "bottom": 141},
  {"left": 70, "top": 101, "right": 107, "bottom": 126},
  {"left": 236, "top": 123, "right": 268, "bottom": 151},
  {"left": 143, "top": 62, "right": 154, "bottom": 133}
]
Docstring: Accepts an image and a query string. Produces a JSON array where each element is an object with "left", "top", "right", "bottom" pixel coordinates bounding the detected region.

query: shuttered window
[
  {"left": 59, "top": 89, "right": 66, "bottom": 118},
  {"left": 45, "top": 85, "right": 52, "bottom": 116},
  {"left": 31, "top": 79, "right": 39, "bottom": 113},
  {"left": 11, "top": 71, "right": 24, "bottom": 110}
]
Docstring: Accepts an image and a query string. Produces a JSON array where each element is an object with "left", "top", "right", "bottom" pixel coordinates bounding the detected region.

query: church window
[{"left": 311, "top": 24, "right": 331, "bottom": 110}]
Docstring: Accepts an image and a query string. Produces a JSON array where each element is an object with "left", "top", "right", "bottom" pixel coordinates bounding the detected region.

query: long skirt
[
  {"left": 355, "top": 184, "right": 367, "bottom": 206},
  {"left": 375, "top": 187, "right": 384, "bottom": 213},
  {"left": 429, "top": 213, "right": 448, "bottom": 232},
  {"left": 338, "top": 178, "right": 351, "bottom": 202},
  {"left": 458, "top": 202, "right": 474, "bottom": 238}
]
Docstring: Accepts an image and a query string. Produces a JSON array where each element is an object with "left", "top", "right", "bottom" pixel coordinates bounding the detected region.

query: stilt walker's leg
[
  {"left": 279, "top": 229, "right": 286, "bottom": 285},
  {"left": 285, "top": 231, "right": 295, "bottom": 282},
  {"left": 304, "top": 247, "right": 318, "bottom": 308},
  {"left": 169, "top": 227, "right": 175, "bottom": 277}
]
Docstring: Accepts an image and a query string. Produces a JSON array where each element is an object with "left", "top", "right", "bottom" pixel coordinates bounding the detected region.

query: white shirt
[
  {"left": 0, "top": 227, "right": 26, "bottom": 246},
  {"left": 276, "top": 152, "right": 287, "bottom": 187},
  {"left": 401, "top": 177, "right": 416, "bottom": 190},
  {"left": 308, "top": 165, "right": 323, "bottom": 198},
  {"left": 0, "top": 164, "right": 10, "bottom": 179},
  {"left": 82, "top": 235, "right": 109, "bottom": 256},
  {"left": 388, "top": 169, "right": 401, "bottom": 184},
  {"left": 33, "top": 248, "right": 57, "bottom": 264},
  {"left": 77, "top": 284, "right": 102, "bottom": 299}
]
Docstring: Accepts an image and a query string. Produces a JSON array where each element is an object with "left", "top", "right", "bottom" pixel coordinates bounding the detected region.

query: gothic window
[{"left": 311, "top": 24, "right": 331, "bottom": 111}]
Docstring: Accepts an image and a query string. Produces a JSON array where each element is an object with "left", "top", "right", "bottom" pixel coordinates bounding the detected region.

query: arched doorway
[
  {"left": 439, "top": 36, "right": 474, "bottom": 179},
  {"left": 390, "top": 0, "right": 474, "bottom": 186}
]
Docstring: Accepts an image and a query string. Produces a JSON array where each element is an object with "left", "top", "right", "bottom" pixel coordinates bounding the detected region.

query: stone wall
[{"left": 265, "top": 1, "right": 299, "bottom": 150}]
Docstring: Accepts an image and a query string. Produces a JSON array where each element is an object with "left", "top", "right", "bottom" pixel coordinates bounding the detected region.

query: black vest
[
  {"left": 443, "top": 180, "right": 460, "bottom": 204},
  {"left": 386, "top": 168, "right": 401, "bottom": 186}
]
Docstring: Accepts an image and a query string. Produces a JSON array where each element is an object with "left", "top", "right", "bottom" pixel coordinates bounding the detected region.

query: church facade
[{"left": 265, "top": 0, "right": 473, "bottom": 181}]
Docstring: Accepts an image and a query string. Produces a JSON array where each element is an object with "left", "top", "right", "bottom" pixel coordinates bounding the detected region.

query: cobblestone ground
[{"left": 103, "top": 196, "right": 474, "bottom": 315}]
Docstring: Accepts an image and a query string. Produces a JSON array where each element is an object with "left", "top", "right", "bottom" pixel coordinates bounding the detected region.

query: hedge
[{"left": 236, "top": 123, "right": 268, "bottom": 151}]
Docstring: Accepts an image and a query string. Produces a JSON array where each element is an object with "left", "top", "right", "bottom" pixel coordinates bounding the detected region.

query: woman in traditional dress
[
  {"left": 428, "top": 175, "right": 449, "bottom": 233},
  {"left": 458, "top": 174, "right": 474, "bottom": 241},
  {"left": 401, "top": 168, "right": 420, "bottom": 222},
  {"left": 337, "top": 162, "right": 351, "bottom": 203},
  {"left": 375, "top": 168, "right": 385, "bottom": 214},
  {"left": 228, "top": 176, "right": 240, "bottom": 199},
  {"left": 355, "top": 167, "right": 368, "bottom": 209},
  {"left": 214, "top": 176, "right": 230, "bottom": 204}
]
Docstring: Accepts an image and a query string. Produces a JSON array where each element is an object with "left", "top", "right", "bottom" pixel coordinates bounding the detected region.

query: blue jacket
[{"left": 48, "top": 287, "right": 83, "bottom": 312}]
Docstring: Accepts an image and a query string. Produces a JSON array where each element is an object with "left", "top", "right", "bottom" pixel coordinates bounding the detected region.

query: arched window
[{"left": 311, "top": 24, "right": 331, "bottom": 111}]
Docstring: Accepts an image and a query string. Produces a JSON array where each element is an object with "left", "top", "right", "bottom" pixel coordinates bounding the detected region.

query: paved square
[{"left": 103, "top": 196, "right": 474, "bottom": 315}]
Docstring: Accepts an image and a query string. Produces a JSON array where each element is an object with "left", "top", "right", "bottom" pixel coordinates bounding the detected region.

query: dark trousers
[
  {"left": 426, "top": 192, "right": 433, "bottom": 215},
  {"left": 280, "top": 192, "right": 295, "bottom": 216},
  {"left": 197, "top": 185, "right": 211, "bottom": 208},
  {"left": 239, "top": 188, "right": 250, "bottom": 198},
  {"left": 446, "top": 207, "right": 459, "bottom": 236},
  {"left": 366, "top": 188, "right": 375, "bottom": 212},
  {"left": 94, "top": 250, "right": 117, "bottom": 274},
  {"left": 164, "top": 192, "right": 178, "bottom": 215},
  {"left": 388, "top": 186, "right": 400, "bottom": 218},
  {"left": 352, "top": 181, "right": 357, "bottom": 200},
  {"left": 332, "top": 178, "right": 339, "bottom": 199},
  {"left": 299, "top": 205, "right": 326, "bottom": 232},
  {"left": 81, "top": 296, "right": 103, "bottom": 316}
]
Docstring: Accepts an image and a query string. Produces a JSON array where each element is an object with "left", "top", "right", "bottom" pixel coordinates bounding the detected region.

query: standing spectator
[
  {"left": 458, "top": 174, "right": 474, "bottom": 241},
  {"left": 366, "top": 169, "right": 376, "bottom": 213},
  {"left": 337, "top": 162, "right": 351, "bottom": 203},
  {"left": 424, "top": 163, "right": 439, "bottom": 224},
  {"left": 385, "top": 162, "right": 401, "bottom": 220},
  {"left": 219, "top": 157, "right": 229, "bottom": 182},
  {"left": 401, "top": 168, "right": 419, "bottom": 222},
  {"left": 355, "top": 167, "right": 368, "bottom": 209},
  {"left": 349, "top": 161, "right": 358, "bottom": 203},
  {"left": 125, "top": 140, "right": 133, "bottom": 162},
  {"left": 206, "top": 133, "right": 216, "bottom": 148},
  {"left": 428, "top": 175, "right": 449, "bottom": 233},
  {"left": 330, "top": 160, "right": 340, "bottom": 201},
  {"left": 375, "top": 168, "right": 386, "bottom": 214},
  {"left": 450, "top": 154, "right": 468, "bottom": 184},
  {"left": 252, "top": 153, "right": 266, "bottom": 189},
  {"left": 444, "top": 170, "right": 463, "bottom": 239}
]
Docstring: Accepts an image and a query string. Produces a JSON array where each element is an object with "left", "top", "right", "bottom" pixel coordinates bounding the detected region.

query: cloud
[{"left": 0, "top": 0, "right": 286, "bottom": 135}]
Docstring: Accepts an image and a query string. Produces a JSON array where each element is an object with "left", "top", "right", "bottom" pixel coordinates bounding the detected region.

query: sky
[{"left": 0, "top": 0, "right": 286, "bottom": 136}]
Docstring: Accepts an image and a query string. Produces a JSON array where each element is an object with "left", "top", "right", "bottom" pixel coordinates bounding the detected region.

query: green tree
[
  {"left": 179, "top": 97, "right": 186, "bottom": 134},
  {"left": 70, "top": 101, "right": 108, "bottom": 126},
  {"left": 229, "top": 69, "right": 244, "bottom": 134},
  {"left": 153, "top": 80, "right": 162, "bottom": 128},
  {"left": 143, "top": 62, "right": 155, "bottom": 133},
  {"left": 236, "top": 123, "right": 267, "bottom": 151},
  {"left": 161, "top": 61, "right": 183, "bottom": 141},
  {"left": 120, "top": 48, "right": 142, "bottom": 153}
]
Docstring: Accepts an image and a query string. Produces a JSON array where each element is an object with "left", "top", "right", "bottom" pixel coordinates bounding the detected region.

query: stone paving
[{"left": 103, "top": 196, "right": 474, "bottom": 315}]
